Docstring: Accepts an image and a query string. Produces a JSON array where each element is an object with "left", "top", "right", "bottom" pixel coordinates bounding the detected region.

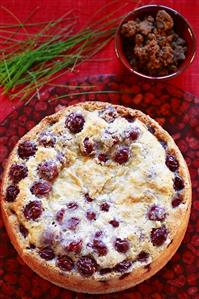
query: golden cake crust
[{"left": 1, "top": 101, "right": 191, "bottom": 293}]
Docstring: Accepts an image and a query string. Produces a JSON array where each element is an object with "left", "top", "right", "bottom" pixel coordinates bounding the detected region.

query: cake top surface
[{"left": 2, "top": 102, "right": 189, "bottom": 279}]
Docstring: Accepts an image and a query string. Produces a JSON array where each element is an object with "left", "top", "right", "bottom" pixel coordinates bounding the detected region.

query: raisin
[
  {"left": 86, "top": 210, "right": 96, "bottom": 221},
  {"left": 83, "top": 137, "right": 94, "bottom": 155},
  {"left": 109, "top": 219, "right": 119, "bottom": 227},
  {"left": 137, "top": 251, "right": 149, "bottom": 262},
  {"left": 172, "top": 193, "right": 183, "bottom": 208}
]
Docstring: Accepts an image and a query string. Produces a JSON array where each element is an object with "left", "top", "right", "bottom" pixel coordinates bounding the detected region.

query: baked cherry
[
  {"left": 147, "top": 205, "right": 166, "bottom": 221},
  {"left": 98, "top": 153, "right": 108, "bottom": 163},
  {"left": 126, "top": 128, "right": 139, "bottom": 141},
  {"left": 85, "top": 193, "right": 93, "bottom": 202},
  {"left": 18, "top": 140, "right": 37, "bottom": 159},
  {"left": 39, "top": 247, "right": 55, "bottom": 260},
  {"left": 77, "top": 256, "right": 98, "bottom": 276},
  {"left": 86, "top": 210, "right": 96, "bottom": 221},
  {"left": 24, "top": 201, "right": 43, "bottom": 220},
  {"left": 56, "top": 255, "right": 74, "bottom": 271},
  {"left": 56, "top": 208, "right": 65, "bottom": 224},
  {"left": 92, "top": 239, "right": 108, "bottom": 256},
  {"left": 38, "top": 132, "right": 56, "bottom": 147},
  {"left": 151, "top": 226, "right": 168, "bottom": 246},
  {"left": 66, "top": 217, "right": 80, "bottom": 230},
  {"left": 100, "top": 202, "right": 110, "bottom": 212},
  {"left": 100, "top": 268, "right": 112, "bottom": 275},
  {"left": 65, "top": 112, "right": 85, "bottom": 133},
  {"left": 38, "top": 161, "right": 58, "bottom": 181},
  {"left": 9, "top": 164, "right": 28, "bottom": 183},
  {"left": 94, "top": 231, "right": 103, "bottom": 238},
  {"left": 100, "top": 106, "right": 118, "bottom": 123},
  {"left": 114, "top": 259, "right": 132, "bottom": 273},
  {"left": 173, "top": 176, "right": 185, "bottom": 191},
  {"left": 137, "top": 251, "right": 149, "bottom": 262},
  {"left": 109, "top": 219, "right": 119, "bottom": 227},
  {"left": 30, "top": 180, "right": 52, "bottom": 197},
  {"left": 65, "top": 240, "right": 82, "bottom": 253},
  {"left": 67, "top": 202, "right": 78, "bottom": 210},
  {"left": 83, "top": 137, "right": 94, "bottom": 155},
  {"left": 114, "top": 147, "right": 129, "bottom": 164},
  {"left": 166, "top": 155, "right": 179, "bottom": 172},
  {"left": 19, "top": 224, "right": 28, "bottom": 238},
  {"left": 5, "top": 185, "right": 19, "bottom": 202},
  {"left": 114, "top": 238, "right": 130, "bottom": 253},
  {"left": 172, "top": 194, "right": 183, "bottom": 208}
]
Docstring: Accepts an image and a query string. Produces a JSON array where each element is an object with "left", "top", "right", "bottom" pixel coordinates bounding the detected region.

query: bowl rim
[{"left": 115, "top": 4, "right": 197, "bottom": 80}]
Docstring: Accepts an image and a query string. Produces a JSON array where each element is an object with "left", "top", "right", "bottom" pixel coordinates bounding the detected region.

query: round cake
[{"left": 0, "top": 101, "right": 191, "bottom": 294}]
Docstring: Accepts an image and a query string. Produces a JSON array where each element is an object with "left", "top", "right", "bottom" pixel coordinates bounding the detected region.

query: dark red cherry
[
  {"left": 100, "top": 202, "right": 110, "bottom": 212},
  {"left": 100, "top": 268, "right": 112, "bottom": 275},
  {"left": 166, "top": 155, "right": 179, "bottom": 172},
  {"left": 24, "top": 201, "right": 43, "bottom": 220},
  {"left": 98, "top": 153, "right": 108, "bottom": 163},
  {"left": 172, "top": 194, "right": 183, "bottom": 208},
  {"left": 86, "top": 210, "right": 96, "bottom": 221},
  {"left": 9, "top": 164, "right": 28, "bottom": 183},
  {"left": 114, "top": 259, "right": 132, "bottom": 273},
  {"left": 65, "top": 240, "right": 82, "bottom": 253},
  {"left": 5, "top": 185, "right": 19, "bottom": 202},
  {"left": 147, "top": 205, "right": 166, "bottom": 221},
  {"left": 85, "top": 193, "right": 94, "bottom": 202},
  {"left": 83, "top": 137, "right": 94, "bottom": 155},
  {"left": 19, "top": 224, "right": 28, "bottom": 238},
  {"left": 38, "top": 132, "right": 56, "bottom": 147},
  {"left": 100, "top": 106, "right": 118, "bottom": 123},
  {"left": 18, "top": 141, "right": 37, "bottom": 159},
  {"left": 137, "top": 251, "right": 149, "bottom": 262},
  {"left": 114, "top": 238, "right": 130, "bottom": 253},
  {"left": 173, "top": 176, "right": 185, "bottom": 191},
  {"left": 113, "top": 147, "right": 129, "bottom": 164},
  {"left": 66, "top": 217, "right": 80, "bottom": 230},
  {"left": 30, "top": 180, "right": 52, "bottom": 197},
  {"left": 109, "top": 219, "right": 119, "bottom": 227},
  {"left": 56, "top": 255, "right": 74, "bottom": 271},
  {"left": 126, "top": 128, "right": 139, "bottom": 141},
  {"left": 77, "top": 256, "right": 98, "bottom": 276},
  {"left": 67, "top": 202, "right": 78, "bottom": 210},
  {"left": 56, "top": 208, "right": 65, "bottom": 224},
  {"left": 39, "top": 247, "right": 55, "bottom": 260},
  {"left": 92, "top": 239, "right": 108, "bottom": 256},
  {"left": 65, "top": 112, "right": 85, "bottom": 133},
  {"left": 94, "top": 231, "right": 103, "bottom": 238},
  {"left": 38, "top": 161, "right": 58, "bottom": 181},
  {"left": 151, "top": 226, "right": 168, "bottom": 246}
]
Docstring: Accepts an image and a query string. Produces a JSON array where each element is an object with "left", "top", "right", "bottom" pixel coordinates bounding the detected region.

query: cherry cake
[{"left": 0, "top": 102, "right": 191, "bottom": 293}]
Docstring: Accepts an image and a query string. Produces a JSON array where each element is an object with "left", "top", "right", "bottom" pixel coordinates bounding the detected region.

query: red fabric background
[{"left": 0, "top": 0, "right": 198, "bottom": 122}]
